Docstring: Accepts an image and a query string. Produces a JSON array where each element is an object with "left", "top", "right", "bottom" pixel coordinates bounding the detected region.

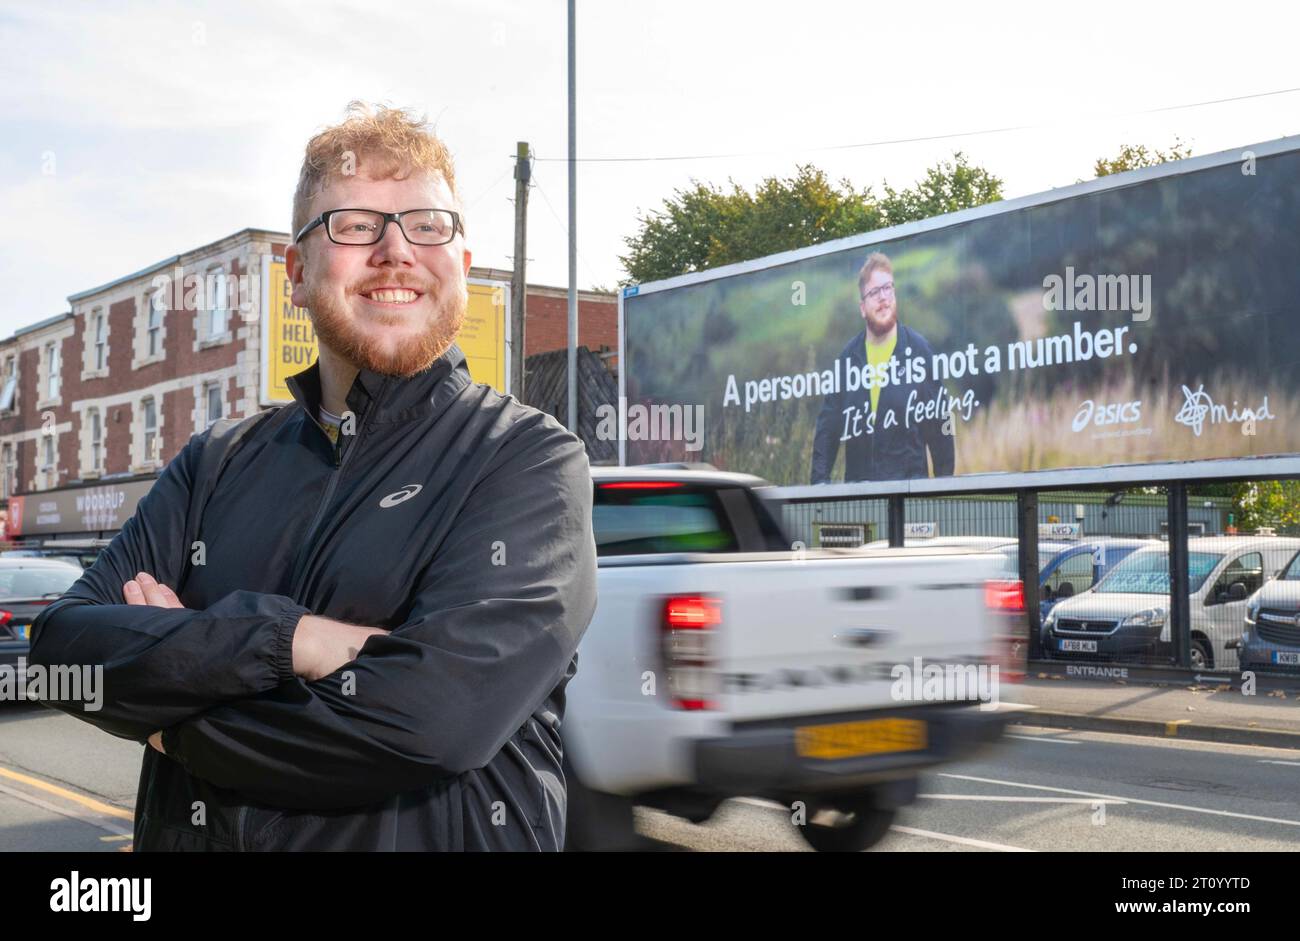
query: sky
[{"left": 1, "top": 0, "right": 1298, "bottom": 338}]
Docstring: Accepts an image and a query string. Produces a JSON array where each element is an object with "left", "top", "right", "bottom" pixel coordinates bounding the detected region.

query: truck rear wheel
[{"left": 797, "top": 799, "right": 896, "bottom": 853}]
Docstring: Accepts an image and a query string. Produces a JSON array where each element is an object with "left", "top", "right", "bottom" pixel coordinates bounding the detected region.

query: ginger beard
[{"left": 306, "top": 276, "right": 467, "bottom": 378}]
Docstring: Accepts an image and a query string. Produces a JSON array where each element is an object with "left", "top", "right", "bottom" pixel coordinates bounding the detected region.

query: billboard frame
[{"left": 618, "top": 133, "right": 1300, "bottom": 495}]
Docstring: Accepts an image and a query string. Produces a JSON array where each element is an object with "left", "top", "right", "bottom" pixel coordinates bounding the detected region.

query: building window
[
  {"left": 42, "top": 434, "right": 55, "bottom": 485},
  {"left": 94, "top": 311, "right": 107, "bottom": 370},
  {"left": 45, "top": 342, "right": 60, "bottom": 400},
  {"left": 142, "top": 397, "right": 157, "bottom": 463},
  {"left": 90, "top": 409, "right": 103, "bottom": 473},
  {"left": 147, "top": 302, "right": 163, "bottom": 357},
  {"left": 0, "top": 355, "right": 16, "bottom": 411},
  {"left": 1, "top": 443, "right": 12, "bottom": 498},
  {"left": 208, "top": 268, "right": 229, "bottom": 337},
  {"left": 205, "top": 382, "right": 223, "bottom": 426}
]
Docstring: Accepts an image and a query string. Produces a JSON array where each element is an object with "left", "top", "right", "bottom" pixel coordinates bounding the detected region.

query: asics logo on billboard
[
  {"left": 1072, "top": 399, "right": 1141, "bottom": 433},
  {"left": 379, "top": 484, "right": 423, "bottom": 508}
]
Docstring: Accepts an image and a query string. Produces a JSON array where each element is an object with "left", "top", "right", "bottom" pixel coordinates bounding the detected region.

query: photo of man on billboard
[{"left": 810, "top": 252, "right": 955, "bottom": 483}]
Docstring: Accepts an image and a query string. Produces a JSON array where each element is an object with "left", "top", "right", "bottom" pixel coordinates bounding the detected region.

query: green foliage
[
  {"left": 878, "top": 153, "right": 1004, "bottom": 224},
  {"left": 1093, "top": 138, "right": 1193, "bottom": 178},
  {"left": 1236, "top": 480, "right": 1300, "bottom": 534},
  {"left": 620, "top": 155, "right": 1003, "bottom": 284}
]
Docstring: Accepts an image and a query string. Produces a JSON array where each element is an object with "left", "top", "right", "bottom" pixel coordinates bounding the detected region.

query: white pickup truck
[{"left": 562, "top": 466, "right": 1018, "bottom": 852}]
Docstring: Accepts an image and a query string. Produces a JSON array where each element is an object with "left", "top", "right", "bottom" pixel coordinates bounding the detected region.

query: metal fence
[{"left": 777, "top": 477, "right": 1300, "bottom": 681}]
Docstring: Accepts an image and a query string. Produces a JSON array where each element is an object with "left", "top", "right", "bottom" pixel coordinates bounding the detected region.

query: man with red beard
[
  {"left": 29, "top": 103, "right": 598, "bottom": 851},
  {"left": 811, "top": 251, "right": 955, "bottom": 483}
]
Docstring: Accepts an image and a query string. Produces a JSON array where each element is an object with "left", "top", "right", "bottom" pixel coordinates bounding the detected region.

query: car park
[{"left": 1043, "top": 536, "right": 1300, "bottom": 670}]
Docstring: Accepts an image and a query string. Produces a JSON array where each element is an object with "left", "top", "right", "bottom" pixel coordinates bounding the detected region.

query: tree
[
  {"left": 1235, "top": 480, "right": 1300, "bottom": 534},
  {"left": 620, "top": 154, "right": 1003, "bottom": 284},
  {"left": 878, "top": 153, "right": 1004, "bottom": 224},
  {"left": 1093, "top": 138, "right": 1193, "bottom": 178}
]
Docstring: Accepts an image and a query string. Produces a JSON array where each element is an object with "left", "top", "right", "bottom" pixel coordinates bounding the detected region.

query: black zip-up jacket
[
  {"left": 28, "top": 343, "right": 597, "bottom": 850},
  {"left": 810, "top": 324, "right": 956, "bottom": 484}
]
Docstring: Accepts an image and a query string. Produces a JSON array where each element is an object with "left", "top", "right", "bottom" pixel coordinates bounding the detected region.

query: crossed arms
[{"left": 29, "top": 413, "right": 598, "bottom": 810}]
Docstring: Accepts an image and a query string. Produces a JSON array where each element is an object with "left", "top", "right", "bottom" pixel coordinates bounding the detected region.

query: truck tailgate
[{"left": 652, "top": 551, "right": 1005, "bottom": 721}]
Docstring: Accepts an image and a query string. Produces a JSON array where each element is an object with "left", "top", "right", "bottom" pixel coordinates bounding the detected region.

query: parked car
[
  {"left": 1042, "top": 536, "right": 1300, "bottom": 670},
  {"left": 0, "top": 558, "right": 86, "bottom": 686},
  {"left": 1240, "top": 549, "right": 1300, "bottom": 672},
  {"left": 1, "top": 547, "right": 102, "bottom": 569},
  {"left": 564, "top": 467, "right": 1014, "bottom": 852},
  {"left": 867, "top": 535, "right": 1155, "bottom": 619}
]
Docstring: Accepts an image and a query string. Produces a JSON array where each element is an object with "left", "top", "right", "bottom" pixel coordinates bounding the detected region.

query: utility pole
[
  {"left": 510, "top": 141, "right": 530, "bottom": 402},
  {"left": 566, "top": 0, "right": 578, "bottom": 433}
]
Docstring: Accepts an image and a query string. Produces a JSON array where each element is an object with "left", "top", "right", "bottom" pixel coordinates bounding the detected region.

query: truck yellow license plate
[{"left": 795, "top": 718, "right": 928, "bottom": 759}]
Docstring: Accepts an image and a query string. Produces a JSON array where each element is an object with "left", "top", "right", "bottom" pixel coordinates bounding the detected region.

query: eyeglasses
[
  {"left": 862, "top": 281, "right": 895, "bottom": 302},
  {"left": 295, "top": 208, "right": 464, "bottom": 246}
]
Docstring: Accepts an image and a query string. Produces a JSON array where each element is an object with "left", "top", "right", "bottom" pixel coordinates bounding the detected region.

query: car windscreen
[
  {"left": 0, "top": 566, "right": 82, "bottom": 599},
  {"left": 592, "top": 485, "right": 739, "bottom": 557},
  {"left": 1094, "top": 550, "right": 1223, "bottom": 594},
  {"left": 1281, "top": 551, "right": 1300, "bottom": 581}
]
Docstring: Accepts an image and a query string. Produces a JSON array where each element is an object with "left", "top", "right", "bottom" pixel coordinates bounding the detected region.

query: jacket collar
[{"left": 285, "top": 342, "right": 472, "bottom": 425}]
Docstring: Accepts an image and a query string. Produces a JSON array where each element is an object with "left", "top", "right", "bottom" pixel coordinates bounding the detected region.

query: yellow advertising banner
[{"left": 260, "top": 258, "right": 509, "bottom": 404}]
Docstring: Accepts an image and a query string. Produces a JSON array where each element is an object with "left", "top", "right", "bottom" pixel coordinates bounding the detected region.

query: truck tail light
[
  {"left": 661, "top": 595, "right": 721, "bottom": 711},
  {"left": 984, "top": 579, "right": 1026, "bottom": 684},
  {"left": 984, "top": 579, "right": 1024, "bottom": 613}
]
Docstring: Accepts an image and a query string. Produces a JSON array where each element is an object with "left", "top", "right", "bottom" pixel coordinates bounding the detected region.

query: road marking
[
  {"left": 938, "top": 772, "right": 1300, "bottom": 828},
  {"left": 888, "top": 824, "right": 1033, "bottom": 852},
  {"left": 918, "top": 794, "right": 1125, "bottom": 804},
  {"left": 0, "top": 765, "right": 132, "bottom": 821},
  {"left": 729, "top": 798, "right": 1035, "bottom": 852},
  {"left": 1005, "top": 733, "right": 1081, "bottom": 745},
  {"left": 0, "top": 779, "right": 132, "bottom": 838},
  {"left": 1165, "top": 719, "right": 1191, "bottom": 736},
  {"left": 1258, "top": 760, "right": 1300, "bottom": 767}
]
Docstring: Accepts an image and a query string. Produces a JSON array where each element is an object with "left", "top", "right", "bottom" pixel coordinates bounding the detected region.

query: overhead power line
[{"left": 529, "top": 83, "right": 1300, "bottom": 164}]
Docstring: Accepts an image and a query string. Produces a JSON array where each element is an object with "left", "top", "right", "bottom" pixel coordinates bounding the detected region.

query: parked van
[{"left": 1042, "top": 536, "right": 1300, "bottom": 670}]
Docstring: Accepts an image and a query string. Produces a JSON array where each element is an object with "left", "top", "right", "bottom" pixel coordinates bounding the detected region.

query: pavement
[{"left": 1009, "top": 674, "right": 1300, "bottom": 750}]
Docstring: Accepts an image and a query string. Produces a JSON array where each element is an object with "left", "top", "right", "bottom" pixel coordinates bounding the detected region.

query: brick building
[{"left": 0, "top": 228, "right": 616, "bottom": 541}]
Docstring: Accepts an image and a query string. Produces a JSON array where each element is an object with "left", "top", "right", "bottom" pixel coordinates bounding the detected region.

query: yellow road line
[{"left": 0, "top": 765, "right": 133, "bottom": 821}]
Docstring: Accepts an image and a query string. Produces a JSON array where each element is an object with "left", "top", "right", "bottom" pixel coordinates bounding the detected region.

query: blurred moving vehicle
[
  {"left": 1042, "top": 536, "right": 1300, "bottom": 670},
  {"left": 0, "top": 558, "right": 85, "bottom": 685},
  {"left": 1240, "top": 549, "right": 1300, "bottom": 673},
  {"left": 563, "top": 467, "right": 1015, "bottom": 852}
]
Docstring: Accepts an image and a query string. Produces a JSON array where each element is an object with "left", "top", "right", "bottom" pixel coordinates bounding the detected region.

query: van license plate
[
  {"left": 795, "top": 717, "right": 927, "bottom": 760},
  {"left": 1273, "top": 651, "right": 1300, "bottom": 665}
]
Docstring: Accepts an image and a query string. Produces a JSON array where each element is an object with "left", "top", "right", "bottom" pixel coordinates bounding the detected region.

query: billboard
[
  {"left": 621, "top": 137, "right": 1300, "bottom": 494},
  {"left": 259, "top": 257, "right": 510, "bottom": 404}
]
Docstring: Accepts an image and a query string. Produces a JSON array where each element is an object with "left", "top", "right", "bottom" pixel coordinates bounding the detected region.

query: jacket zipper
[
  {"left": 235, "top": 384, "right": 383, "bottom": 851},
  {"left": 285, "top": 388, "right": 383, "bottom": 598}
]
